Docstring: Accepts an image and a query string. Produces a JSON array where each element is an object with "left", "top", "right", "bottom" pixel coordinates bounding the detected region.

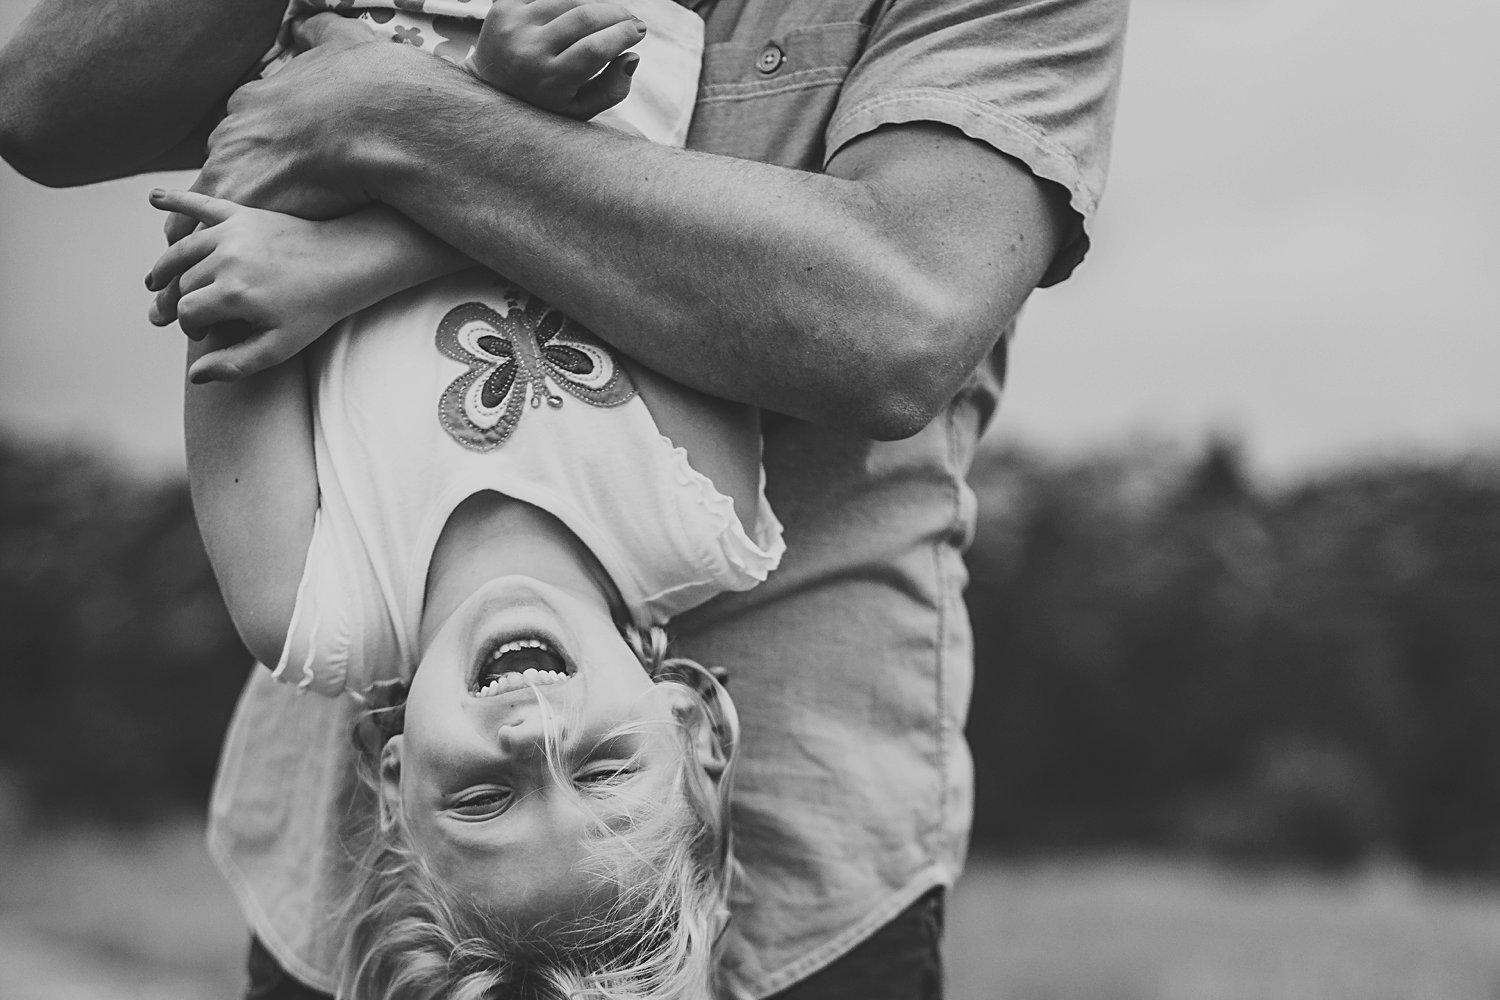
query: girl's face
[{"left": 382, "top": 575, "right": 685, "bottom": 932}]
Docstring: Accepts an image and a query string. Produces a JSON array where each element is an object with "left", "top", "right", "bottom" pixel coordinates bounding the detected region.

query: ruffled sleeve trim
[{"left": 650, "top": 433, "right": 786, "bottom": 604}]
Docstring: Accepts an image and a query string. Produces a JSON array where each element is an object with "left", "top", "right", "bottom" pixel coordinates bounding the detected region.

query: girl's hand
[
  {"left": 147, "top": 189, "right": 374, "bottom": 383},
  {"left": 470, "top": 0, "right": 645, "bottom": 120}
]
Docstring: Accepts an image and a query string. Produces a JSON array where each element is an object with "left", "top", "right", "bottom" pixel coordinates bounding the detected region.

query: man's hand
[
  {"left": 163, "top": 14, "right": 412, "bottom": 246},
  {"left": 470, "top": 0, "right": 645, "bottom": 120}
]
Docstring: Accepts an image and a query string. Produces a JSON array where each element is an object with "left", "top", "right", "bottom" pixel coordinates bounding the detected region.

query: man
[{"left": 0, "top": 0, "right": 1125, "bottom": 993}]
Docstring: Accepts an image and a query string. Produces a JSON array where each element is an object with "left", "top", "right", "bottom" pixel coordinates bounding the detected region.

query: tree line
[{"left": 2, "top": 435, "right": 1498, "bottom": 871}]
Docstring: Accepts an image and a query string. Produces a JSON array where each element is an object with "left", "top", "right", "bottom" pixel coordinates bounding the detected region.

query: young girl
[{"left": 148, "top": 1, "right": 783, "bottom": 996}]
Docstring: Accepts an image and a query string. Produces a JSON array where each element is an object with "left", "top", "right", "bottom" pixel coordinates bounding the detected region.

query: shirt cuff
[{"left": 825, "top": 87, "right": 1096, "bottom": 286}]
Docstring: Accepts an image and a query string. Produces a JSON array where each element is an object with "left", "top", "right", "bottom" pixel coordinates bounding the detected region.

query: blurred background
[{"left": 2, "top": 0, "right": 1499, "bottom": 997}]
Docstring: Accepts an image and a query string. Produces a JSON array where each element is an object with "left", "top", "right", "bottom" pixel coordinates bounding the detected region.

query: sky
[{"left": 1, "top": 0, "right": 1497, "bottom": 481}]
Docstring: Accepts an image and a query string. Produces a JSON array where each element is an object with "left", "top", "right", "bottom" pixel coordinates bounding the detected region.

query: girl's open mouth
[{"left": 471, "top": 637, "right": 573, "bottom": 697}]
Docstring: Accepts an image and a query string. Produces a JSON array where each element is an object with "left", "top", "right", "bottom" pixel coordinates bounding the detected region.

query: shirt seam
[
  {"left": 934, "top": 403, "right": 963, "bottom": 853},
  {"left": 698, "top": 67, "right": 849, "bottom": 101}
]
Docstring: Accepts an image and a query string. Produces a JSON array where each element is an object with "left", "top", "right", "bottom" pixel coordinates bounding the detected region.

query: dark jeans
[{"left": 245, "top": 888, "right": 945, "bottom": 999}]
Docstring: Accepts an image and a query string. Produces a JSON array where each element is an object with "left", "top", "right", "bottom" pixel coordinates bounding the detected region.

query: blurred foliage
[
  {"left": 965, "top": 437, "right": 1500, "bottom": 873},
  {"left": 2, "top": 433, "right": 1499, "bottom": 874},
  {"left": 0, "top": 437, "right": 248, "bottom": 823}
]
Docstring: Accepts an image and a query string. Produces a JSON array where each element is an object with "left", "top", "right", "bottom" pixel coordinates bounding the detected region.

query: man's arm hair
[{"left": 0, "top": 0, "right": 285, "bottom": 185}]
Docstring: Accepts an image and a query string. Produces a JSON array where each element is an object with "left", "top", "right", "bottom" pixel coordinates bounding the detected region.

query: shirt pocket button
[{"left": 755, "top": 43, "right": 785, "bottom": 74}]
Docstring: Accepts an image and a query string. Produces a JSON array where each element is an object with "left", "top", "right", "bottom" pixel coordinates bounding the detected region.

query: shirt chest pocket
[{"left": 688, "top": 21, "right": 871, "bottom": 170}]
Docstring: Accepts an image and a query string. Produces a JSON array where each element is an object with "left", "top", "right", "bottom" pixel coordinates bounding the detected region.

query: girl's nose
[{"left": 495, "top": 713, "right": 546, "bottom": 756}]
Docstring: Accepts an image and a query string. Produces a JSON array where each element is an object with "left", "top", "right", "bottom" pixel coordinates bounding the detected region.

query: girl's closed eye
[
  {"left": 449, "top": 787, "right": 513, "bottom": 819},
  {"left": 575, "top": 761, "right": 640, "bottom": 789}
]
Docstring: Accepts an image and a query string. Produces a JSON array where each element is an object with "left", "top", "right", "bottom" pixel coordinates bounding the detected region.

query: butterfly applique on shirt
[{"left": 435, "top": 290, "right": 636, "bottom": 452}]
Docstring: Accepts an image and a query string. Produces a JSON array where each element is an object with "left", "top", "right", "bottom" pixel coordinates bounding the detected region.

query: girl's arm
[
  {"left": 148, "top": 190, "right": 470, "bottom": 382},
  {"left": 184, "top": 330, "right": 317, "bottom": 667}
]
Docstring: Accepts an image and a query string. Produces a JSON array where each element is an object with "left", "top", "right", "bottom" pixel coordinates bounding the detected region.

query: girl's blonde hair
[{"left": 339, "top": 625, "right": 738, "bottom": 1000}]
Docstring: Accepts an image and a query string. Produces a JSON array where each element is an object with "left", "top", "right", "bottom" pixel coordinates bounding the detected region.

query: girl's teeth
[{"left": 474, "top": 668, "right": 567, "bottom": 697}]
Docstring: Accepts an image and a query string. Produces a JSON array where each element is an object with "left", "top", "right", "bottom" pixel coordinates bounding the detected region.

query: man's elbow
[
  {"left": 830, "top": 289, "right": 997, "bottom": 442},
  {"left": 849, "top": 381, "right": 944, "bottom": 442},
  {"left": 0, "top": 74, "right": 82, "bottom": 186},
  {"left": 0, "top": 126, "right": 75, "bottom": 187}
]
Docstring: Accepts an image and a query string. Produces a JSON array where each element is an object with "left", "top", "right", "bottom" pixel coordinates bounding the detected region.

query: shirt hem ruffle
[{"left": 654, "top": 432, "right": 786, "bottom": 585}]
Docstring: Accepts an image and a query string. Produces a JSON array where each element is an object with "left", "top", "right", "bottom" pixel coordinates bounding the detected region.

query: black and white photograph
[{"left": 1, "top": 0, "right": 1497, "bottom": 996}]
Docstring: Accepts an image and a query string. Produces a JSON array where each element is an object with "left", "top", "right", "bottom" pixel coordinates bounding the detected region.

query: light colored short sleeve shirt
[{"left": 675, "top": 0, "right": 1127, "bottom": 992}]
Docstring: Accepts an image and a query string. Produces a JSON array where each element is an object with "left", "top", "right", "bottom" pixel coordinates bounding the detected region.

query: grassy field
[
  {"left": 3, "top": 822, "right": 1499, "bottom": 1000},
  {"left": 947, "top": 858, "right": 1500, "bottom": 1000}
]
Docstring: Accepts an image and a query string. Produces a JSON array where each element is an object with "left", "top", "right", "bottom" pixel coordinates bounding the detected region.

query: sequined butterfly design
[{"left": 435, "top": 291, "right": 635, "bottom": 451}]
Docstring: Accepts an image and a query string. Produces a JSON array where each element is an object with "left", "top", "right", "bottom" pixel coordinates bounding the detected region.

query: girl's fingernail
[
  {"left": 144, "top": 272, "right": 156, "bottom": 290},
  {"left": 189, "top": 370, "right": 211, "bottom": 385},
  {"left": 631, "top": 16, "right": 647, "bottom": 31},
  {"left": 149, "top": 188, "right": 165, "bottom": 200},
  {"left": 624, "top": 54, "right": 640, "bottom": 75}
]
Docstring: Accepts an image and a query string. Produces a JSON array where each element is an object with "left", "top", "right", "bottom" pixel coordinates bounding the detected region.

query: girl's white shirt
[{"left": 275, "top": 267, "right": 783, "bottom": 697}]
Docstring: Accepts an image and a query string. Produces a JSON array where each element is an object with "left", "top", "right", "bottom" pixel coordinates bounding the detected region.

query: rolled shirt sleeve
[{"left": 826, "top": 0, "right": 1129, "bottom": 285}]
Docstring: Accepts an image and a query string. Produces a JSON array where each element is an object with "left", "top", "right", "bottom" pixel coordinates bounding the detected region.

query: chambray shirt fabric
[
  {"left": 674, "top": 0, "right": 1126, "bottom": 993},
  {"left": 206, "top": 0, "right": 1127, "bottom": 995}
]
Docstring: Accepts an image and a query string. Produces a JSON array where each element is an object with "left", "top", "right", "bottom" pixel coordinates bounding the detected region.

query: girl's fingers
[
  {"left": 150, "top": 266, "right": 216, "bottom": 330},
  {"left": 188, "top": 334, "right": 289, "bottom": 384},
  {"left": 149, "top": 188, "right": 238, "bottom": 229},
  {"left": 553, "top": 14, "right": 643, "bottom": 78},
  {"left": 146, "top": 229, "right": 216, "bottom": 292},
  {"left": 509, "top": 0, "right": 588, "bottom": 28},
  {"left": 555, "top": 5, "right": 642, "bottom": 58},
  {"left": 568, "top": 52, "right": 636, "bottom": 119},
  {"left": 175, "top": 286, "right": 250, "bottom": 340},
  {"left": 148, "top": 276, "right": 183, "bottom": 328},
  {"left": 164, "top": 210, "right": 200, "bottom": 247}
]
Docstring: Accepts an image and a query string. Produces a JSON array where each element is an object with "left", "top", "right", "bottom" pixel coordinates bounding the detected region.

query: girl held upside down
[{"left": 147, "top": 0, "right": 782, "bottom": 995}]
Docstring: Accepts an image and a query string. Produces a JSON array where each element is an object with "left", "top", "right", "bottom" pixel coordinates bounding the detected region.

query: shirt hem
[
  {"left": 824, "top": 88, "right": 1095, "bottom": 286},
  {"left": 205, "top": 823, "right": 342, "bottom": 995},
  {"left": 737, "top": 862, "right": 961, "bottom": 999}
]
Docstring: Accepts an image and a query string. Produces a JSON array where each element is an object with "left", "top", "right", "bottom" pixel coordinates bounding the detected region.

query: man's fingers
[
  {"left": 568, "top": 52, "right": 637, "bottom": 120},
  {"left": 291, "top": 12, "right": 375, "bottom": 52}
]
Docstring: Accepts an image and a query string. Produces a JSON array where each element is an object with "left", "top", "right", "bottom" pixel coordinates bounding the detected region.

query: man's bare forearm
[{"left": 0, "top": 0, "right": 283, "bottom": 184}]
